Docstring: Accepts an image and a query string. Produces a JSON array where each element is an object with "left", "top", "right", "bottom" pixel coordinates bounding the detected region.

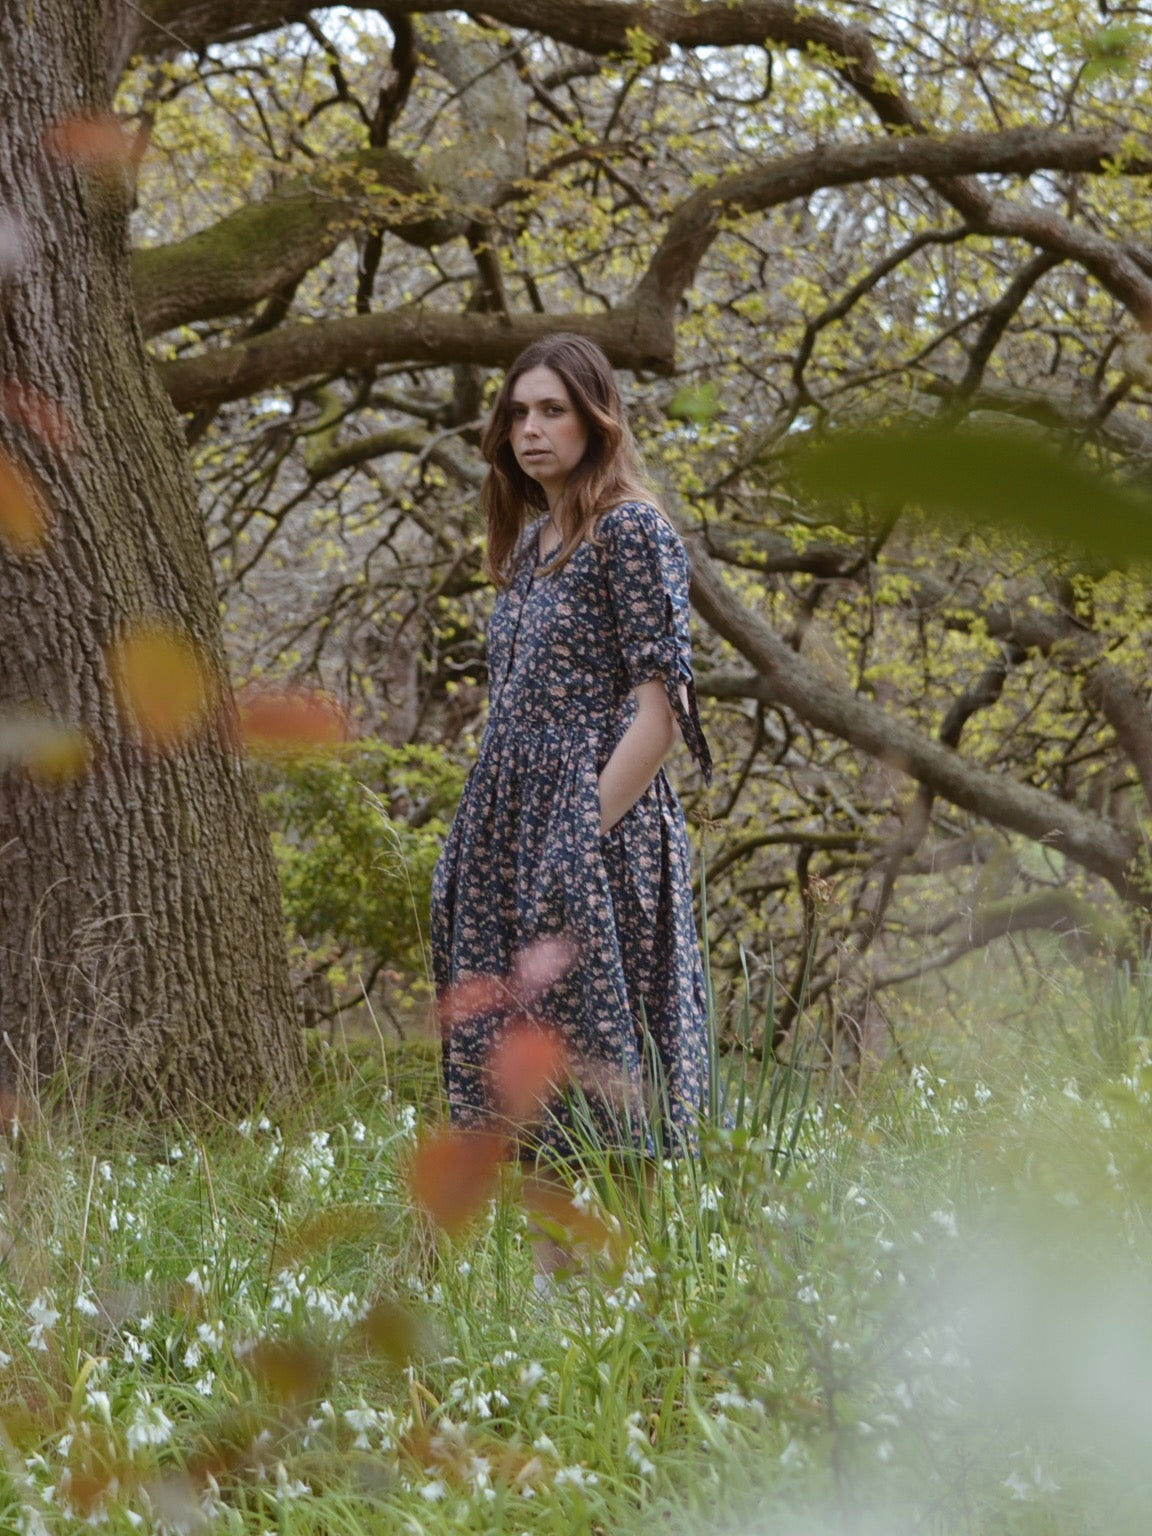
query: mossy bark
[
  {"left": 133, "top": 148, "right": 458, "bottom": 337},
  {"left": 0, "top": 0, "right": 304, "bottom": 1114}
]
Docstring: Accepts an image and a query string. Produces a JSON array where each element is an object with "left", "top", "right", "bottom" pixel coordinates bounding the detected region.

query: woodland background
[
  {"left": 4, "top": 7, "right": 1152, "bottom": 1530},
  {"left": 3, "top": 0, "right": 1152, "bottom": 1098}
]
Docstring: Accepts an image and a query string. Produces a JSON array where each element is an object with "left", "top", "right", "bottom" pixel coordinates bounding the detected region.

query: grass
[{"left": 2, "top": 957, "right": 1152, "bottom": 1532}]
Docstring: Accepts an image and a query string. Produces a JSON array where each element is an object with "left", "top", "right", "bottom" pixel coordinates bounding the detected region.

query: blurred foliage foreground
[{"left": 3, "top": 960, "right": 1152, "bottom": 1532}]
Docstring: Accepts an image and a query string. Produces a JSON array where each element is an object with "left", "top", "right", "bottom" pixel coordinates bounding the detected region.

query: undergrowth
[{"left": 2, "top": 960, "right": 1152, "bottom": 1532}]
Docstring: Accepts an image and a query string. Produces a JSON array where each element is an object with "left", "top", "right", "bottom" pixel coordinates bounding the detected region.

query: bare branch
[
  {"left": 684, "top": 536, "right": 1142, "bottom": 899},
  {"left": 635, "top": 128, "right": 1152, "bottom": 319},
  {"left": 156, "top": 306, "right": 672, "bottom": 412}
]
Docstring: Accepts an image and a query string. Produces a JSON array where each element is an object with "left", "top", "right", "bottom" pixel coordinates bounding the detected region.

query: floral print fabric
[{"left": 430, "top": 501, "right": 713, "bottom": 1157}]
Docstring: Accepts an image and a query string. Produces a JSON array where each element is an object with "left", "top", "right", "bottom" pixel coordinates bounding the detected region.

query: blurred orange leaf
[
  {"left": 0, "top": 380, "right": 78, "bottom": 452},
  {"left": 110, "top": 626, "right": 210, "bottom": 750},
  {"left": 408, "top": 1129, "right": 505, "bottom": 1235},
  {"left": 522, "top": 1177, "right": 626, "bottom": 1264},
  {"left": 247, "top": 1335, "right": 330, "bottom": 1407},
  {"left": 272, "top": 1203, "right": 386, "bottom": 1267},
  {"left": 436, "top": 974, "right": 507, "bottom": 1032},
  {"left": 489, "top": 1018, "right": 569, "bottom": 1123},
  {"left": 510, "top": 934, "right": 578, "bottom": 1002},
  {"left": 0, "top": 711, "right": 90, "bottom": 782},
  {"left": 0, "top": 449, "right": 49, "bottom": 551},
  {"left": 354, "top": 1297, "right": 429, "bottom": 1369},
  {"left": 44, "top": 114, "right": 148, "bottom": 169},
  {"left": 236, "top": 685, "right": 348, "bottom": 756}
]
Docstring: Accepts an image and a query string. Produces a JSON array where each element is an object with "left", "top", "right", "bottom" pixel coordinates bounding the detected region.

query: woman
[{"left": 430, "top": 333, "right": 712, "bottom": 1160}]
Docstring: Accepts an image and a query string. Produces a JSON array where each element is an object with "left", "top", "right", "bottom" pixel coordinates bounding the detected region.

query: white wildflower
[
  {"left": 570, "top": 1180, "right": 596, "bottom": 1215},
  {"left": 344, "top": 1403, "right": 394, "bottom": 1451},
  {"left": 625, "top": 1412, "right": 655, "bottom": 1476},
  {"left": 519, "top": 1361, "right": 546, "bottom": 1391},
  {"left": 27, "top": 1293, "right": 60, "bottom": 1350},
  {"left": 554, "top": 1465, "right": 598, "bottom": 1489},
  {"left": 419, "top": 1479, "right": 448, "bottom": 1502},
  {"left": 125, "top": 1393, "right": 174, "bottom": 1452},
  {"left": 197, "top": 1320, "right": 226, "bottom": 1350},
  {"left": 779, "top": 1439, "right": 807, "bottom": 1467},
  {"left": 929, "top": 1209, "right": 958, "bottom": 1238},
  {"left": 122, "top": 1333, "right": 151, "bottom": 1365},
  {"left": 275, "top": 1463, "right": 310, "bottom": 1500},
  {"left": 698, "top": 1184, "right": 721, "bottom": 1212}
]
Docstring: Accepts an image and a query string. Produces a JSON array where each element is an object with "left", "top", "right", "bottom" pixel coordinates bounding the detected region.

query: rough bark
[
  {"left": 0, "top": 0, "right": 304, "bottom": 1113},
  {"left": 1084, "top": 664, "right": 1152, "bottom": 812}
]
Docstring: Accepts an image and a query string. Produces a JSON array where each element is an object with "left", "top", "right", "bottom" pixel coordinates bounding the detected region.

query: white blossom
[
  {"left": 26, "top": 1294, "right": 59, "bottom": 1350},
  {"left": 125, "top": 1393, "right": 174, "bottom": 1452}
]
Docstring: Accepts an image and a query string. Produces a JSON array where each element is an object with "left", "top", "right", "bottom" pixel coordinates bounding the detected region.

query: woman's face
[{"left": 507, "top": 365, "right": 590, "bottom": 507}]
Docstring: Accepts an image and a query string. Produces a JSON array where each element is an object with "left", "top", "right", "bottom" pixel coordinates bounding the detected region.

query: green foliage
[
  {"left": 260, "top": 740, "right": 465, "bottom": 982},
  {"left": 1083, "top": 22, "right": 1145, "bottom": 82},
  {"left": 666, "top": 381, "right": 724, "bottom": 427},
  {"left": 5, "top": 964, "right": 1152, "bottom": 1530},
  {"left": 791, "top": 422, "right": 1152, "bottom": 567}
]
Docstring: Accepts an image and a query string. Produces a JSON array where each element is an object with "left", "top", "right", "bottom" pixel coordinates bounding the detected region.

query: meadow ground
[{"left": 2, "top": 952, "right": 1152, "bottom": 1534}]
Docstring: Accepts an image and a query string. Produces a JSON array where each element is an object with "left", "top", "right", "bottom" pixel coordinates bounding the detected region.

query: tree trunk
[{"left": 0, "top": 0, "right": 304, "bottom": 1113}]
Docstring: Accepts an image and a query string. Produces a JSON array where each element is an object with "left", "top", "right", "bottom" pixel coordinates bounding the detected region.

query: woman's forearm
[{"left": 598, "top": 679, "right": 679, "bottom": 833}]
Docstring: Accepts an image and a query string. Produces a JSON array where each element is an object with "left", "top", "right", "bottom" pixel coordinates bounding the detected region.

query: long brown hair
[{"left": 480, "top": 333, "right": 657, "bottom": 586}]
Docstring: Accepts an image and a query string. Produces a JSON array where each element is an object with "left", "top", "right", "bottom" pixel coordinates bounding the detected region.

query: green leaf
[
  {"left": 1083, "top": 23, "right": 1144, "bottom": 82},
  {"left": 790, "top": 424, "right": 1152, "bottom": 568},
  {"left": 667, "top": 381, "right": 722, "bottom": 426}
]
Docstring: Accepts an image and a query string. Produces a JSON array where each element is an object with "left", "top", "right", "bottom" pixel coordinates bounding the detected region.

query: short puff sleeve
[{"left": 600, "top": 502, "right": 713, "bottom": 784}]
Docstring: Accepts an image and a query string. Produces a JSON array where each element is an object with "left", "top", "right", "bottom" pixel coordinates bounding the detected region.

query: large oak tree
[{"left": 0, "top": 1, "right": 303, "bottom": 1110}]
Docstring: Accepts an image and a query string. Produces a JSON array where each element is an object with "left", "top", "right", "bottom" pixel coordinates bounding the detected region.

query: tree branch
[
  {"left": 634, "top": 128, "right": 1152, "bottom": 319},
  {"left": 1083, "top": 663, "right": 1152, "bottom": 812},
  {"left": 134, "top": 149, "right": 461, "bottom": 337},
  {"left": 156, "top": 305, "right": 672, "bottom": 412},
  {"left": 873, "top": 888, "right": 1124, "bottom": 991},
  {"left": 684, "top": 537, "right": 1142, "bottom": 899}
]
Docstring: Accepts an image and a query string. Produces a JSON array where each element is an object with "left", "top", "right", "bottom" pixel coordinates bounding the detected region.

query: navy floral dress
[{"left": 430, "top": 501, "right": 713, "bottom": 1157}]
